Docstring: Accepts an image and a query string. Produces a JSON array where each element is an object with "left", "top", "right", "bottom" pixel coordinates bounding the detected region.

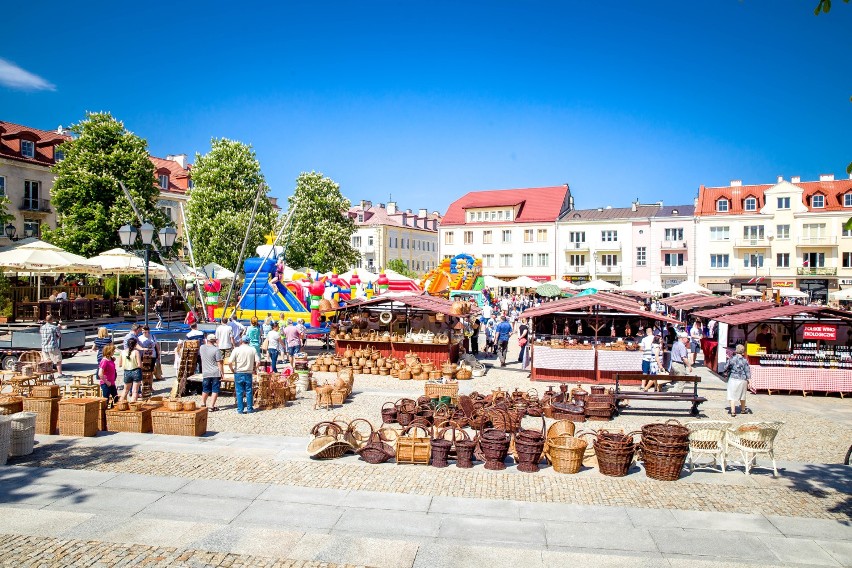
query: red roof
[
  {"left": 662, "top": 294, "right": 741, "bottom": 310},
  {"left": 691, "top": 302, "right": 775, "bottom": 320},
  {"left": 344, "top": 293, "right": 480, "bottom": 317},
  {"left": 441, "top": 185, "right": 572, "bottom": 226},
  {"left": 712, "top": 305, "right": 852, "bottom": 326},
  {"left": 522, "top": 292, "right": 682, "bottom": 325},
  {"left": 150, "top": 156, "right": 191, "bottom": 193},
  {"left": 696, "top": 178, "right": 852, "bottom": 216},
  {"left": 0, "top": 120, "right": 70, "bottom": 166}
]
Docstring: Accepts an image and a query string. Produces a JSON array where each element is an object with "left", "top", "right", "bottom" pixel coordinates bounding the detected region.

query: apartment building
[
  {"left": 695, "top": 175, "right": 852, "bottom": 302},
  {"left": 347, "top": 200, "right": 440, "bottom": 273},
  {"left": 439, "top": 185, "right": 574, "bottom": 280},
  {"left": 0, "top": 120, "right": 71, "bottom": 241},
  {"left": 151, "top": 154, "right": 191, "bottom": 240}
]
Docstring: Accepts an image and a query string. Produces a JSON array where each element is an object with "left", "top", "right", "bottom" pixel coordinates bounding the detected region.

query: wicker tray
[
  {"left": 58, "top": 398, "right": 101, "bottom": 437},
  {"left": 151, "top": 408, "right": 208, "bottom": 437},
  {"left": 0, "top": 396, "right": 24, "bottom": 416},
  {"left": 23, "top": 397, "right": 60, "bottom": 435},
  {"left": 106, "top": 407, "right": 153, "bottom": 433}
]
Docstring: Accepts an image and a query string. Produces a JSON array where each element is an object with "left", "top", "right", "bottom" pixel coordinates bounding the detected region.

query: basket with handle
[
  {"left": 477, "top": 427, "right": 511, "bottom": 470},
  {"left": 356, "top": 426, "right": 395, "bottom": 464},
  {"left": 307, "top": 421, "right": 352, "bottom": 459},
  {"left": 545, "top": 432, "right": 592, "bottom": 474},
  {"left": 514, "top": 414, "right": 547, "bottom": 473},
  {"left": 639, "top": 432, "right": 689, "bottom": 481},
  {"left": 594, "top": 430, "right": 639, "bottom": 477},
  {"left": 345, "top": 418, "right": 374, "bottom": 450},
  {"left": 641, "top": 419, "right": 689, "bottom": 445},
  {"left": 396, "top": 423, "right": 432, "bottom": 465},
  {"left": 381, "top": 402, "right": 398, "bottom": 424}
]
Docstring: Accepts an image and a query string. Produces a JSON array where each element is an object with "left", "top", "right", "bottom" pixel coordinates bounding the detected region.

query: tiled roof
[
  {"left": 696, "top": 178, "right": 852, "bottom": 216},
  {"left": 348, "top": 204, "right": 439, "bottom": 232},
  {"left": 655, "top": 205, "right": 695, "bottom": 217},
  {"left": 560, "top": 204, "right": 660, "bottom": 221},
  {"left": 150, "top": 156, "right": 191, "bottom": 193},
  {"left": 0, "top": 120, "right": 70, "bottom": 166},
  {"left": 442, "top": 185, "right": 572, "bottom": 226},
  {"left": 521, "top": 292, "right": 682, "bottom": 325},
  {"left": 712, "top": 305, "right": 852, "bottom": 326}
]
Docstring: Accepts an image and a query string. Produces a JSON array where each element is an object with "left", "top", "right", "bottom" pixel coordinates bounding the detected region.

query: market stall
[
  {"left": 522, "top": 292, "right": 682, "bottom": 384},
  {"left": 710, "top": 304, "right": 852, "bottom": 396},
  {"left": 691, "top": 302, "right": 775, "bottom": 372},
  {"left": 333, "top": 294, "right": 479, "bottom": 367}
]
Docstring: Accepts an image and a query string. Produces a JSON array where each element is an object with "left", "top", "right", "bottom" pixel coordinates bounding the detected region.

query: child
[
  {"left": 154, "top": 297, "right": 164, "bottom": 329},
  {"left": 99, "top": 344, "right": 119, "bottom": 407}
]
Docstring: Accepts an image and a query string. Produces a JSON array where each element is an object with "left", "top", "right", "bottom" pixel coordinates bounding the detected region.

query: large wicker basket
[
  {"left": 396, "top": 424, "right": 431, "bottom": 465},
  {"left": 0, "top": 416, "right": 11, "bottom": 465},
  {"left": 23, "top": 397, "right": 60, "bottom": 435},
  {"left": 8, "top": 411, "right": 37, "bottom": 457},
  {"left": 31, "top": 384, "right": 61, "bottom": 399},
  {"left": 106, "top": 408, "right": 153, "bottom": 433},
  {"left": 0, "top": 396, "right": 24, "bottom": 416},
  {"left": 58, "top": 398, "right": 101, "bottom": 437},
  {"left": 151, "top": 408, "right": 208, "bottom": 437},
  {"left": 545, "top": 434, "right": 588, "bottom": 474}
]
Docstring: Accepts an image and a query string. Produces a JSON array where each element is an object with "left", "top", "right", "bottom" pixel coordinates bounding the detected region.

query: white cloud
[{"left": 0, "top": 58, "right": 55, "bottom": 91}]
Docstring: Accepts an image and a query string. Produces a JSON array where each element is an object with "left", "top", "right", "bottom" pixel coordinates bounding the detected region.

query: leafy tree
[
  {"left": 43, "top": 112, "right": 167, "bottom": 257},
  {"left": 814, "top": 0, "right": 849, "bottom": 15},
  {"left": 386, "top": 258, "right": 417, "bottom": 278},
  {"left": 0, "top": 196, "right": 14, "bottom": 227},
  {"left": 186, "top": 138, "right": 275, "bottom": 272},
  {"left": 283, "top": 172, "right": 359, "bottom": 273}
]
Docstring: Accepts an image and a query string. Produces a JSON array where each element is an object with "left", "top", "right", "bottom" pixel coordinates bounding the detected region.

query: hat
[{"left": 206, "top": 334, "right": 217, "bottom": 342}]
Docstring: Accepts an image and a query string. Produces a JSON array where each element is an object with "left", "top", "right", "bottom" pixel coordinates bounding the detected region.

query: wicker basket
[
  {"left": 424, "top": 382, "right": 459, "bottom": 401},
  {"left": 396, "top": 424, "right": 431, "bottom": 465},
  {"left": 641, "top": 420, "right": 690, "bottom": 445},
  {"left": 23, "top": 397, "right": 60, "bottom": 435},
  {"left": 31, "top": 384, "right": 61, "bottom": 399},
  {"left": 151, "top": 408, "right": 208, "bottom": 437},
  {"left": 106, "top": 408, "right": 153, "bottom": 433},
  {"left": 545, "top": 434, "right": 588, "bottom": 474},
  {"left": 0, "top": 416, "right": 11, "bottom": 465},
  {"left": 9, "top": 425, "right": 35, "bottom": 457},
  {"left": 58, "top": 398, "right": 101, "bottom": 437},
  {"left": 594, "top": 431, "right": 638, "bottom": 477},
  {"left": 0, "top": 396, "right": 24, "bottom": 416}
]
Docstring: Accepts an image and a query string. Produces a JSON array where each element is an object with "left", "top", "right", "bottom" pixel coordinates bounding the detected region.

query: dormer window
[
  {"left": 159, "top": 174, "right": 169, "bottom": 189},
  {"left": 357, "top": 213, "right": 364, "bottom": 223},
  {"left": 777, "top": 197, "right": 791, "bottom": 209},
  {"left": 812, "top": 194, "right": 825, "bottom": 208},
  {"left": 468, "top": 212, "right": 475, "bottom": 222},
  {"left": 54, "top": 148, "right": 64, "bottom": 162},
  {"left": 744, "top": 197, "right": 757, "bottom": 211},
  {"left": 506, "top": 209, "right": 513, "bottom": 221},
  {"left": 20, "top": 140, "right": 34, "bottom": 158},
  {"left": 844, "top": 193, "right": 852, "bottom": 207},
  {"left": 716, "top": 198, "right": 729, "bottom": 212}
]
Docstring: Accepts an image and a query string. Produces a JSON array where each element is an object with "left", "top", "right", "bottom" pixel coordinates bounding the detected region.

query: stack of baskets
[
  {"left": 594, "top": 430, "right": 638, "bottom": 477},
  {"left": 585, "top": 386, "right": 616, "bottom": 421},
  {"left": 640, "top": 420, "right": 690, "bottom": 481},
  {"left": 543, "top": 420, "right": 590, "bottom": 474},
  {"left": 8, "top": 411, "right": 37, "bottom": 457},
  {"left": 23, "top": 385, "right": 61, "bottom": 435}
]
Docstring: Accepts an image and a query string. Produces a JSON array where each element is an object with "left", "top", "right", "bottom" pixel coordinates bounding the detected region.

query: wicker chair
[
  {"left": 686, "top": 420, "right": 730, "bottom": 473},
  {"left": 726, "top": 421, "right": 783, "bottom": 476}
]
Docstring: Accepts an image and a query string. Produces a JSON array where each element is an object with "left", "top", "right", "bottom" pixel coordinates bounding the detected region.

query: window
[
  {"left": 803, "top": 252, "right": 825, "bottom": 268},
  {"left": 716, "top": 199, "right": 729, "bottom": 212},
  {"left": 709, "top": 226, "right": 730, "bottom": 241},
  {"left": 160, "top": 206, "right": 173, "bottom": 220},
  {"left": 482, "top": 254, "right": 494, "bottom": 268},
  {"left": 23, "top": 219, "right": 39, "bottom": 238},
  {"left": 843, "top": 225, "right": 852, "bottom": 237},
  {"left": 599, "top": 254, "right": 617, "bottom": 266},
  {"left": 522, "top": 253, "right": 534, "bottom": 267},
  {"left": 483, "top": 230, "right": 492, "bottom": 244},
  {"left": 664, "top": 253, "right": 684, "bottom": 266},
  {"left": 776, "top": 253, "right": 790, "bottom": 268},
  {"left": 476, "top": 212, "right": 483, "bottom": 221},
  {"left": 569, "top": 254, "right": 585, "bottom": 267},
  {"left": 499, "top": 254, "right": 513, "bottom": 268},
  {"left": 710, "top": 254, "right": 729, "bottom": 268},
  {"left": 23, "top": 180, "right": 40, "bottom": 210},
  {"left": 569, "top": 231, "right": 585, "bottom": 247},
  {"left": 601, "top": 230, "right": 618, "bottom": 242},
  {"left": 468, "top": 212, "right": 475, "bottom": 222},
  {"left": 664, "top": 228, "right": 684, "bottom": 241},
  {"left": 802, "top": 223, "right": 826, "bottom": 239},
  {"left": 744, "top": 197, "right": 757, "bottom": 211},
  {"left": 367, "top": 236, "right": 374, "bottom": 246},
  {"left": 743, "top": 225, "right": 765, "bottom": 240},
  {"left": 843, "top": 252, "right": 852, "bottom": 268},
  {"left": 444, "top": 232, "right": 454, "bottom": 245},
  {"left": 636, "top": 247, "right": 646, "bottom": 266},
  {"left": 777, "top": 197, "right": 791, "bottom": 209},
  {"left": 490, "top": 212, "right": 496, "bottom": 221},
  {"left": 498, "top": 211, "right": 504, "bottom": 221},
  {"left": 352, "top": 236, "right": 362, "bottom": 248},
  {"left": 159, "top": 174, "right": 169, "bottom": 189},
  {"left": 524, "top": 229, "right": 534, "bottom": 243},
  {"left": 845, "top": 194, "right": 852, "bottom": 207},
  {"left": 501, "top": 230, "right": 511, "bottom": 244},
  {"left": 537, "top": 253, "right": 549, "bottom": 267},
  {"left": 464, "top": 231, "right": 473, "bottom": 245},
  {"left": 537, "top": 229, "right": 547, "bottom": 242},
  {"left": 811, "top": 194, "right": 825, "bottom": 208},
  {"left": 357, "top": 213, "right": 364, "bottom": 223},
  {"left": 744, "top": 254, "right": 764, "bottom": 268},
  {"left": 506, "top": 209, "right": 513, "bottom": 221},
  {"left": 776, "top": 224, "right": 790, "bottom": 240},
  {"left": 20, "top": 140, "right": 34, "bottom": 158},
  {"left": 0, "top": 176, "right": 5, "bottom": 197},
  {"left": 54, "top": 149, "right": 64, "bottom": 162}
]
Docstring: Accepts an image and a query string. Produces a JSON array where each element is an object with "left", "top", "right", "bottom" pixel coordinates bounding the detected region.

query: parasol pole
[
  {"left": 180, "top": 203, "right": 207, "bottom": 320},
  {"left": 222, "top": 182, "right": 265, "bottom": 318},
  {"left": 236, "top": 205, "right": 297, "bottom": 311}
]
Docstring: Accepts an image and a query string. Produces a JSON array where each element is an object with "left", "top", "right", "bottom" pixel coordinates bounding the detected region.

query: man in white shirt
[
  {"left": 480, "top": 303, "right": 493, "bottom": 324},
  {"left": 640, "top": 327, "right": 655, "bottom": 375},
  {"left": 229, "top": 340, "right": 258, "bottom": 414},
  {"left": 215, "top": 317, "right": 234, "bottom": 357},
  {"left": 229, "top": 315, "right": 246, "bottom": 345}
]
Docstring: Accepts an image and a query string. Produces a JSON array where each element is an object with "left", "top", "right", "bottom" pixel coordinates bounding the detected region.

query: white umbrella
[
  {"left": 0, "top": 238, "right": 102, "bottom": 299},
  {"left": 165, "top": 260, "right": 200, "bottom": 280},
  {"left": 383, "top": 268, "right": 416, "bottom": 282},
  {"left": 665, "top": 280, "right": 713, "bottom": 295},
  {"left": 546, "top": 279, "right": 578, "bottom": 291},
  {"left": 482, "top": 275, "right": 507, "bottom": 289},
  {"left": 200, "top": 262, "right": 235, "bottom": 280},
  {"left": 779, "top": 288, "right": 809, "bottom": 298},
  {"left": 88, "top": 248, "right": 168, "bottom": 299},
  {"left": 505, "top": 275, "right": 541, "bottom": 289},
  {"left": 735, "top": 289, "right": 763, "bottom": 298},
  {"left": 829, "top": 288, "right": 852, "bottom": 301},
  {"left": 577, "top": 279, "right": 619, "bottom": 291},
  {"left": 620, "top": 279, "right": 665, "bottom": 294}
]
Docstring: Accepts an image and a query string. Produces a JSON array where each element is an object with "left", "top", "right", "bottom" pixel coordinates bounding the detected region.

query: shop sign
[
  {"left": 802, "top": 324, "right": 837, "bottom": 341},
  {"left": 840, "top": 279, "right": 852, "bottom": 286},
  {"left": 772, "top": 280, "right": 795, "bottom": 287},
  {"left": 529, "top": 276, "right": 551, "bottom": 282},
  {"left": 564, "top": 276, "right": 588, "bottom": 282}
]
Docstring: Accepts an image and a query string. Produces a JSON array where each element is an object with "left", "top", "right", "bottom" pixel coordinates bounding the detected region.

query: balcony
[
  {"left": 733, "top": 238, "right": 770, "bottom": 248},
  {"left": 19, "top": 198, "right": 51, "bottom": 213},
  {"left": 595, "top": 242, "right": 621, "bottom": 252},
  {"left": 564, "top": 265, "right": 589, "bottom": 275},
  {"left": 661, "top": 240, "right": 687, "bottom": 250},
  {"left": 797, "top": 267, "right": 837, "bottom": 276},
  {"left": 595, "top": 265, "right": 621, "bottom": 275},
  {"left": 796, "top": 237, "right": 838, "bottom": 247},
  {"left": 660, "top": 265, "right": 687, "bottom": 275},
  {"left": 565, "top": 241, "right": 589, "bottom": 251},
  {"left": 363, "top": 245, "right": 375, "bottom": 254}
]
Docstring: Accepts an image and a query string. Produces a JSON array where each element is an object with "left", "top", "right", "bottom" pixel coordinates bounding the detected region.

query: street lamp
[
  {"left": 4, "top": 223, "right": 17, "bottom": 241},
  {"left": 118, "top": 221, "right": 176, "bottom": 327}
]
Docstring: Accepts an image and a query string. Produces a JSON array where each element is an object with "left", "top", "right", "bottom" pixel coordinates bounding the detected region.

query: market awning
[
  {"left": 662, "top": 294, "right": 741, "bottom": 310},
  {"left": 691, "top": 302, "right": 775, "bottom": 320},
  {"left": 713, "top": 305, "right": 852, "bottom": 326},
  {"left": 345, "top": 293, "right": 481, "bottom": 317},
  {"left": 521, "top": 292, "right": 681, "bottom": 325}
]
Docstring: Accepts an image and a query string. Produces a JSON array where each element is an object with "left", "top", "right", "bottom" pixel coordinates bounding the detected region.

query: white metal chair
[
  {"left": 726, "top": 421, "right": 783, "bottom": 476},
  {"left": 686, "top": 420, "right": 730, "bottom": 473}
]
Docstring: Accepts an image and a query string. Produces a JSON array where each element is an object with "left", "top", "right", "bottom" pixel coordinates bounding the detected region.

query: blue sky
[{"left": 2, "top": 1, "right": 850, "bottom": 212}]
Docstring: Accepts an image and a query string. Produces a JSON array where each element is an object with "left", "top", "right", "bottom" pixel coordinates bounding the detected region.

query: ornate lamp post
[{"left": 118, "top": 222, "right": 177, "bottom": 327}]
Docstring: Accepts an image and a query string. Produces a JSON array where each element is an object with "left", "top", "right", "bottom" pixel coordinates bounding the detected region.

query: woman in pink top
[{"left": 99, "top": 343, "right": 119, "bottom": 407}]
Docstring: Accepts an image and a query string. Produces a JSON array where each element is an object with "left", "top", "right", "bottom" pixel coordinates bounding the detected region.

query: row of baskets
[{"left": 311, "top": 349, "right": 482, "bottom": 380}]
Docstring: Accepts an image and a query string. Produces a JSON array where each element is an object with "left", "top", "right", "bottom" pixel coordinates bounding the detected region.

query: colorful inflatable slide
[{"left": 420, "top": 253, "right": 483, "bottom": 296}]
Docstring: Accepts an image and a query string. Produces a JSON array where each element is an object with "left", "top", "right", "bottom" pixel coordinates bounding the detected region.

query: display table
[
  {"left": 749, "top": 365, "right": 852, "bottom": 397},
  {"left": 531, "top": 345, "right": 646, "bottom": 384}
]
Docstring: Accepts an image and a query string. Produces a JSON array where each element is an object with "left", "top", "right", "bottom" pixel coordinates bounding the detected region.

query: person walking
[
  {"left": 725, "top": 344, "right": 752, "bottom": 417},
  {"left": 262, "top": 314, "right": 273, "bottom": 338},
  {"left": 282, "top": 319, "right": 302, "bottom": 367},
  {"left": 668, "top": 331, "right": 693, "bottom": 393},
  {"left": 640, "top": 327, "right": 655, "bottom": 391},
  {"left": 470, "top": 318, "right": 481, "bottom": 355},
  {"left": 198, "top": 334, "right": 223, "bottom": 412},
  {"left": 689, "top": 319, "right": 703, "bottom": 365},
  {"left": 266, "top": 321, "right": 282, "bottom": 373},
  {"left": 40, "top": 314, "right": 65, "bottom": 377},
  {"left": 154, "top": 296, "right": 164, "bottom": 329},
  {"left": 245, "top": 317, "right": 262, "bottom": 357},
  {"left": 229, "top": 339, "right": 258, "bottom": 414},
  {"left": 495, "top": 315, "right": 513, "bottom": 367},
  {"left": 98, "top": 344, "right": 119, "bottom": 407},
  {"left": 93, "top": 326, "right": 112, "bottom": 364},
  {"left": 516, "top": 317, "right": 530, "bottom": 363},
  {"left": 118, "top": 336, "right": 143, "bottom": 402},
  {"left": 215, "top": 317, "right": 234, "bottom": 358}
]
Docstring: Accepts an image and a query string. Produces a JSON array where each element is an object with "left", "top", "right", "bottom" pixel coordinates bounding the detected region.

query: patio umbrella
[
  {"left": 665, "top": 280, "right": 713, "bottom": 295},
  {"left": 829, "top": 288, "right": 852, "bottom": 301},
  {"left": 535, "top": 283, "right": 563, "bottom": 298},
  {"left": 620, "top": 279, "right": 665, "bottom": 294},
  {"left": 546, "top": 279, "right": 578, "bottom": 291},
  {"left": 88, "top": 248, "right": 168, "bottom": 298},
  {"left": 482, "top": 275, "right": 507, "bottom": 289},
  {"left": 0, "top": 238, "right": 102, "bottom": 298},
  {"left": 735, "top": 289, "right": 763, "bottom": 298},
  {"left": 577, "top": 279, "right": 619, "bottom": 291},
  {"left": 505, "top": 275, "right": 541, "bottom": 289},
  {"left": 200, "top": 262, "right": 235, "bottom": 280},
  {"left": 779, "top": 288, "right": 809, "bottom": 298}
]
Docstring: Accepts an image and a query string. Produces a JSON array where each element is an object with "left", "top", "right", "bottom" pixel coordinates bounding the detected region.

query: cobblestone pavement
[{"left": 0, "top": 534, "right": 367, "bottom": 568}]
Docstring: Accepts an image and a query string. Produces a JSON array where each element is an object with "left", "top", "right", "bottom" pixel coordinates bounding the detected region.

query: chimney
[
  {"left": 419, "top": 208, "right": 427, "bottom": 218},
  {"left": 379, "top": 203, "right": 385, "bottom": 209},
  {"left": 776, "top": 176, "right": 783, "bottom": 183},
  {"left": 167, "top": 154, "right": 188, "bottom": 169},
  {"left": 387, "top": 201, "right": 397, "bottom": 214},
  {"left": 406, "top": 208, "right": 412, "bottom": 214},
  {"left": 364, "top": 200, "right": 372, "bottom": 209},
  {"left": 791, "top": 176, "right": 801, "bottom": 184},
  {"left": 730, "top": 180, "right": 742, "bottom": 187},
  {"left": 631, "top": 202, "right": 637, "bottom": 212},
  {"left": 401, "top": 213, "right": 407, "bottom": 226},
  {"left": 819, "top": 173, "right": 835, "bottom": 181}
]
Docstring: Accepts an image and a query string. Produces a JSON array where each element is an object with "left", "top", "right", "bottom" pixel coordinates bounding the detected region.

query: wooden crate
[
  {"left": 106, "top": 407, "right": 153, "bottom": 433},
  {"left": 23, "top": 397, "right": 60, "bottom": 435},
  {"left": 58, "top": 398, "right": 101, "bottom": 437},
  {"left": 151, "top": 407, "right": 208, "bottom": 437}
]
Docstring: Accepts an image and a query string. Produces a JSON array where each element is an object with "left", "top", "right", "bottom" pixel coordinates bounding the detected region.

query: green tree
[
  {"left": 283, "top": 172, "right": 359, "bottom": 273},
  {"left": 814, "top": 0, "right": 849, "bottom": 15},
  {"left": 43, "top": 112, "right": 166, "bottom": 257},
  {"left": 386, "top": 258, "right": 417, "bottom": 278},
  {"left": 186, "top": 138, "right": 275, "bottom": 271}
]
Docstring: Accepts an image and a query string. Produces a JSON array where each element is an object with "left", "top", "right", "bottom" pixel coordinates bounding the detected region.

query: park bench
[{"left": 613, "top": 373, "right": 707, "bottom": 417}]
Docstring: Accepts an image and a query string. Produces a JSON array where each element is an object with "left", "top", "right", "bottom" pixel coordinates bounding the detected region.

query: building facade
[
  {"left": 439, "top": 185, "right": 573, "bottom": 281},
  {"left": 695, "top": 175, "right": 852, "bottom": 301},
  {"left": 0, "top": 121, "right": 71, "bottom": 242},
  {"left": 348, "top": 200, "right": 440, "bottom": 273}
]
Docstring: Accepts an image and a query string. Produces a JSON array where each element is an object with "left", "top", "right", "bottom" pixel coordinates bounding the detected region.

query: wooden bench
[{"left": 614, "top": 373, "right": 707, "bottom": 416}]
